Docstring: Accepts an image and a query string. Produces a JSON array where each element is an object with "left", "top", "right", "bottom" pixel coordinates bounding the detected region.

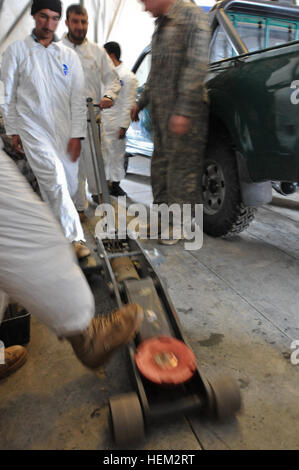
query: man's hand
[
  {"left": 118, "top": 128, "right": 127, "bottom": 140},
  {"left": 67, "top": 138, "right": 81, "bottom": 162},
  {"left": 169, "top": 115, "right": 191, "bottom": 136},
  {"left": 131, "top": 105, "right": 140, "bottom": 122},
  {"left": 99, "top": 97, "right": 113, "bottom": 109},
  {"left": 12, "top": 135, "right": 25, "bottom": 154}
]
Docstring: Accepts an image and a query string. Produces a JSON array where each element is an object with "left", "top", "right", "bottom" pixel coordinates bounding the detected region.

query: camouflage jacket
[{"left": 138, "top": 0, "right": 210, "bottom": 120}]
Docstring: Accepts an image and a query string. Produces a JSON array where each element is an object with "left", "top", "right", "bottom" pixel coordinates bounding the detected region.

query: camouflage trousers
[{"left": 150, "top": 102, "right": 209, "bottom": 215}]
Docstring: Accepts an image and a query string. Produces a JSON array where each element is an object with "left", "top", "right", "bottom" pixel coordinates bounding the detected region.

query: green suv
[{"left": 127, "top": 0, "right": 299, "bottom": 236}]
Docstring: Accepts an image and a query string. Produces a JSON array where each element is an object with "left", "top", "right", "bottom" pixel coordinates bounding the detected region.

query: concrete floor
[{"left": 0, "top": 155, "right": 298, "bottom": 450}]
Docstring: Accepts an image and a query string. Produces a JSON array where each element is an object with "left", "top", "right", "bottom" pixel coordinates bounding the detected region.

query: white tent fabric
[
  {"left": 0, "top": 0, "right": 156, "bottom": 104},
  {"left": 0, "top": 1, "right": 155, "bottom": 67},
  {"left": 82, "top": 0, "right": 155, "bottom": 66},
  {"left": 0, "top": 0, "right": 214, "bottom": 104}
]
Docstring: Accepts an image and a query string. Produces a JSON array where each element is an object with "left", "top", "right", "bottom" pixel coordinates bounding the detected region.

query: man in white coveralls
[
  {"left": 1, "top": 0, "right": 90, "bottom": 260},
  {"left": 102, "top": 41, "right": 138, "bottom": 197},
  {"left": 0, "top": 143, "right": 144, "bottom": 379},
  {"left": 62, "top": 4, "right": 120, "bottom": 219}
]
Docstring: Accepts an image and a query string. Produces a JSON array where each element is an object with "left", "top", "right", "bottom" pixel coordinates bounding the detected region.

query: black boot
[{"left": 110, "top": 182, "right": 127, "bottom": 197}]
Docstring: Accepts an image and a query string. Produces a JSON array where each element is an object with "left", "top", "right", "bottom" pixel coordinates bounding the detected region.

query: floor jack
[{"left": 84, "top": 98, "right": 242, "bottom": 447}]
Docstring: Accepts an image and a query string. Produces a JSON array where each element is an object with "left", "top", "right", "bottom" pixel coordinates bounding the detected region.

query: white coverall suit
[
  {"left": 102, "top": 63, "right": 138, "bottom": 182},
  {"left": 1, "top": 35, "right": 86, "bottom": 242},
  {"left": 0, "top": 144, "right": 94, "bottom": 337},
  {"left": 62, "top": 35, "right": 120, "bottom": 211}
]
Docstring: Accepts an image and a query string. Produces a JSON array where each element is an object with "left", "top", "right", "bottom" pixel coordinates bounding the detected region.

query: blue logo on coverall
[
  {"left": 120, "top": 79, "right": 124, "bottom": 86},
  {"left": 63, "top": 64, "right": 69, "bottom": 76}
]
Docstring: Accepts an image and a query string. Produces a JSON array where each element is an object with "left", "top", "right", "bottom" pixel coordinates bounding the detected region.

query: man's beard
[{"left": 69, "top": 30, "right": 86, "bottom": 43}]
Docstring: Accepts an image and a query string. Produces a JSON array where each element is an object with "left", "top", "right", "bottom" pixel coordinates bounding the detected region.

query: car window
[
  {"left": 231, "top": 13, "right": 298, "bottom": 51},
  {"left": 135, "top": 53, "right": 152, "bottom": 88},
  {"left": 234, "top": 19, "right": 265, "bottom": 52},
  {"left": 268, "top": 22, "right": 296, "bottom": 47},
  {"left": 210, "top": 13, "right": 299, "bottom": 62},
  {"left": 209, "top": 25, "right": 234, "bottom": 62}
]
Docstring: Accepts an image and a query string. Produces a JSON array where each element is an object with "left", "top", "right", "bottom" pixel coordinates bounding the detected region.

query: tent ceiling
[
  {"left": 0, "top": 0, "right": 156, "bottom": 68},
  {"left": 0, "top": 1, "right": 220, "bottom": 68}
]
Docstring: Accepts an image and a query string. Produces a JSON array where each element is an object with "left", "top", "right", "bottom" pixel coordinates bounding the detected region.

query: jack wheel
[
  {"left": 109, "top": 392, "right": 145, "bottom": 446},
  {"left": 207, "top": 375, "right": 241, "bottom": 421}
]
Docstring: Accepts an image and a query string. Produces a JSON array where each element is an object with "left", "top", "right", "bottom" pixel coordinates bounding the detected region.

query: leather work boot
[
  {"left": 158, "top": 225, "right": 183, "bottom": 246},
  {"left": 67, "top": 304, "right": 144, "bottom": 369},
  {"left": 0, "top": 345, "right": 28, "bottom": 379},
  {"left": 78, "top": 211, "right": 87, "bottom": 223},
  {"left": 110, "top": 182, "right": 127, "bottom": 197},
  {"left": 72, "top": 241, "right": 91, "bottom": 260},
  {"left": 92, "top": 194, "right": 100, "bottom": 204},
  {"left": 92, "top": 194, "right": 105, "bottom": 205},
  {"left": 146, "top": 213, "right": 162, "bottom": 238}
]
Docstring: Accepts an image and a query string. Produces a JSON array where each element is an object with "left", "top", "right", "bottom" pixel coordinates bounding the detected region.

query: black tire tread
[{"left": 202, "top": 134, "right": 256, "bottom": 237}]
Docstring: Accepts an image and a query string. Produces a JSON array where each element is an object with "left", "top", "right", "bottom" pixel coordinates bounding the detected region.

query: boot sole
[{"left": 158, "top": 238, "right": 182, "bottom": 246}]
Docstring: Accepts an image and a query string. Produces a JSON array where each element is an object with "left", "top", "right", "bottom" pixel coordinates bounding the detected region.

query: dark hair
[
  {"left": 66, "top": 4, "right": 87, "bottom": 20},
  {"left": 31, "top": 0, "right": 62, "bottom": 17},
  {"left": 104, "top": 41, "right": 121, "bottom": 61}
]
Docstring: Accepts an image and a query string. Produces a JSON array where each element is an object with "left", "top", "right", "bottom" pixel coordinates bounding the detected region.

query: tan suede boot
[
  {"left": 0, "top": 345, "right": 27, "bottom": 379},
  {"left": 158, "top": 225, "right": 183, "bottom": 246},
  {"left": 67, "top": 304, "right": 144, "bottom": 369},
  {"left": 146, "top": 213, "right": 162, "bottom": 238},
  {"left": 78, "top": 211, "right": 87, "bottom": 223},
  {"left": 72, "top": 241, "right": 91, "bottom": 260}
]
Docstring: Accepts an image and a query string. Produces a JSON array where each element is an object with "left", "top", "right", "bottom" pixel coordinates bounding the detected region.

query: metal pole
[
  {"left": 93, "top": 0, "right": 101, "bottom": 43},
  {"left": 105, "top": 0, "right": 122, "bottom": 42},
  {"left": 86, "top": 98, "right": 111, "bottom": 205}
]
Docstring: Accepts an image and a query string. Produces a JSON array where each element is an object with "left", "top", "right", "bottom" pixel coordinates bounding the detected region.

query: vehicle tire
[
  {"left": 272, "top": 181, "right": 298, "bottom": 196},
  {"left": 200, "top": 134, "right": 256, "bottom": 237}
]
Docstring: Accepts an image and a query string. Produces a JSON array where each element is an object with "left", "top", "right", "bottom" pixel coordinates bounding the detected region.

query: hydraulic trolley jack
[{"left": 85, "top": 98, "right": 241, "bottom": 447}]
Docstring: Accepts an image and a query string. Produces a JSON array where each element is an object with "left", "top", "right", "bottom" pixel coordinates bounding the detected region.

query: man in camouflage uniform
[{"left": 131, "top": 0, "right": 210, "bottom": 244}]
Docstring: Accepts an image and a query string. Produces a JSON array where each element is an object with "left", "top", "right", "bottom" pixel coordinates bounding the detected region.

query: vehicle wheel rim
[{"left": 202, "top": 160, "right": 226, "bottom": 215}]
